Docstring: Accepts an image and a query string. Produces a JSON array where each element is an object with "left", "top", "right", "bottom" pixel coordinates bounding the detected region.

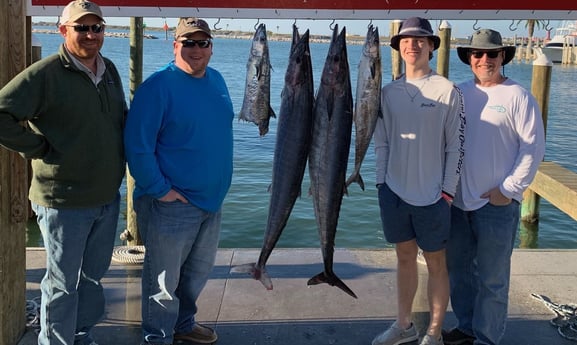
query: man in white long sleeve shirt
[
  {"left": 443, "top": 29, "right": 546, "bottom": 345},
  {"left": 371, "top": 17, "right": 465, "bottom": 345}
]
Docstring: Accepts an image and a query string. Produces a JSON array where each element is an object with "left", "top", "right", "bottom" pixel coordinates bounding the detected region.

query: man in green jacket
[{"left": 0, "top": 1, "right": 126, "bottom": 344}]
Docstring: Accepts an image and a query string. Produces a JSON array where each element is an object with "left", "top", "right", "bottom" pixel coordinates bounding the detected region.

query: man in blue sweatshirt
[{"left": 124, "top": 17, "right": 234, "bottom": 345}]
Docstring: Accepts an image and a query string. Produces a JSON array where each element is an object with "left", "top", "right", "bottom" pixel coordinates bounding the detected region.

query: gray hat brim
[
  {"left": 457, "top": 46, "right": 516, "bottom": 65},
  {"left": 390, "top": 35, "right": 440, "bottom": 51}
]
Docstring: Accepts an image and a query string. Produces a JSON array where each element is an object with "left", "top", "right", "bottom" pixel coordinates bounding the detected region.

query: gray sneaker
[
  {"left": 372, "top": 321, "right": 418, "bottom": 345},
  {"left": 419, "top": 335, "right": 443, "bottom": 345}
]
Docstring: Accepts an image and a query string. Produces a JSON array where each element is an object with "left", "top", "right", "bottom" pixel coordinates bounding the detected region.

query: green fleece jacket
[{"left": 0, "top": 44, "right": 127, "bottom": 208}]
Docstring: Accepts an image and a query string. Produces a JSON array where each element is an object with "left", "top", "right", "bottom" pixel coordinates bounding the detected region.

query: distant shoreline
[
  {"left": 33, "top": 21, "right": 478, "bottom": 46},
  {"left": 32, "top": 21, "right": 386, "bottom": 45}
]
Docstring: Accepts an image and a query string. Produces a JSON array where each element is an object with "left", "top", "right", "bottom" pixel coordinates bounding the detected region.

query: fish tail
[
  {"left": 230, "top": 263, "right": 274, "bottom": 290},
  {"left": 307, "top": 272, "right": 358, "bottom": 299},
  {"left": 345, "top": 171, "right": 365, "bottom": 191}
]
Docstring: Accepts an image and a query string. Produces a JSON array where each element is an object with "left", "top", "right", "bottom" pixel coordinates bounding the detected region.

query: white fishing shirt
[
  {"left": 454, "top": 78, "right": 546, "bottom": 211},
  {"left": 374, "top": 72, "right": 465, "bottom": 206}
]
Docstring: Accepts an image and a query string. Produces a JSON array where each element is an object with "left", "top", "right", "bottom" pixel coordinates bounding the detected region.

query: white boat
[{"left": 541, "top": 21, "right": 577, "bottom": 63}]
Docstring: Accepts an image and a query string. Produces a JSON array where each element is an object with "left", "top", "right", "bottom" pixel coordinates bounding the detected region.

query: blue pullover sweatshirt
[{"left": 124, "top": 62, "right": 234, "bottom": 212}]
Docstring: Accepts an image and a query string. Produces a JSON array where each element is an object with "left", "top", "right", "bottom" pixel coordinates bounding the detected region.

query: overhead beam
[{"left": 26, "top": 0, "right": 577, "bottom": 20}]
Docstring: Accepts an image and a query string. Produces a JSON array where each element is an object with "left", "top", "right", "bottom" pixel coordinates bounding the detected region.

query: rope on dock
[
  {"left": 26, "top": 296, "right": 41, "bottom": 334},
  {"left": 111, "top": 245, "right": 146, "bottom": 264},
  {"left": 531, "top": 293, "right": 577, "bottom": 341}
]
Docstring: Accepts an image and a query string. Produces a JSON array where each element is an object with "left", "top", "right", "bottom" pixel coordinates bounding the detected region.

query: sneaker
[
  {"left": 442, "top": 328, "right": 475, "bottom": 345},
  {"left": 174, "top": 323, "right": 218, "bottom": 344},
  {"left": 419, "top": 334, "right": 443, "bottom": 345},
  {"left": 372, "top": 321, "right": 419, "bottom": 345},
  {"left": 417, "top": 250, "right": 427, "bottom": 265}
]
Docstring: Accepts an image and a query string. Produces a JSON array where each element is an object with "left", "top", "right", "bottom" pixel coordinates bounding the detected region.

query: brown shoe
[{"left": 174, "top": 323, "right": 218, "bottom": 344}]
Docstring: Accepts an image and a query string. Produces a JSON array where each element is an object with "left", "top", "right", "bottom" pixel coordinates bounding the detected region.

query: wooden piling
[
  {"left": 436, "top": 20, "right": 451, "bottom": 78},
  {"left": 125, "top": 17, "right": 144, "bottom": 246},
  {"left": 390, "top": 20, "right": 402, "bottom": 80},
  {"left": 521, "top": 55, "right": 552, "bottom": 223},
  {"left": 0, "top": 0, "right": 28, "bottom": 343}
]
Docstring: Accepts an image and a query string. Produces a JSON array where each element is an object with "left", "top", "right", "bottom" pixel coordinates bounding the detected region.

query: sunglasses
[
  {"left": 469, "top": 50, "right": 502, "bottom": 59},
  {"left": 180, "top": 39, "right": 212, "bottom": 49},
  {"left": 66, "top": 24, "right": 105, "bottom": 33}
]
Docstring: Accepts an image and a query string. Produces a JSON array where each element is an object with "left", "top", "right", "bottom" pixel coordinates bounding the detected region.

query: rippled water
[{"left": 29, "top": 29, "right": 577, "bottom": 249}]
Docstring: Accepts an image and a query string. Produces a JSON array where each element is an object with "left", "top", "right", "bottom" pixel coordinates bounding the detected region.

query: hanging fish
[{"left": 239, "top": 23, "right": 276, "bottom": 136}]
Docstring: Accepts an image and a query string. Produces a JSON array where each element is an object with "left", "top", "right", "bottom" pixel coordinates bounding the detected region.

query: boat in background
[{"left": 541, "top": 21, "right": 577, "bottom": 63}]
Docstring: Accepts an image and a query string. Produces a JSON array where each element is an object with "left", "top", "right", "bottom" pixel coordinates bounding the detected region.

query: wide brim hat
[
  {"left": 175, "top": 17, "right": 212, "bottom": 39},
  {"left": 60, "top": 0, "right": 104, "bottom": 25},
  {"left": 390, "top": 17, "right": 441, "bottom": 51},
  {"left": 457, "top": 29, "right": 516, "bottom": 66}
]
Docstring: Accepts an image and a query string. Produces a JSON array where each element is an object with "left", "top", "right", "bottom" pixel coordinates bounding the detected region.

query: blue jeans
[
  {"left": 32, "top": 194, "right": 120, "bottom": 345},
  {"left": 446, "top": 202, "right": 519, "bottom": 345},
  {"left": 135, "top": 195, "right": 221, "bottom": 344}
]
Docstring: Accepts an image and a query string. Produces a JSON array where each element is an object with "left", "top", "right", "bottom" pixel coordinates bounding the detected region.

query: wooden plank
[
  {"left": 528, "top": 161, "right": 577, "bottom": 222},
  {"left": 0, "top": 1, "right": 28, "bottom": 344}
]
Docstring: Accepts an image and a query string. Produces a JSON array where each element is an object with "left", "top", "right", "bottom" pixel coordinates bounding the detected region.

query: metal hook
[
  {"left": 213, "top": 18, "right": 221, "bottom": 31},
  {"left": 293, "top": 19, "right": 297, "bottom": 26},
  {"left": 368, "top": 19, "right": 373, "bottom": 28},
  {"left": 509, "top": 20, "right": 517, "bottom": 31},
  {"left": 545, "top": 20, "right": 552, "bottom": 32},
  {"left": 329, "top": 19, "right": 336, "bottom": 30},
  {"left": 254, "top": 18, "right": 260, "bottom": 31},
  {"left": 473, "top": 20, "right": 480, "bottom": 31}
]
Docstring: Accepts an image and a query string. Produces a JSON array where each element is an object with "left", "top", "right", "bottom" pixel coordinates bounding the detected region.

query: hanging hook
[
  {"left": 213, "top": 18, "right": 221, "bottom": 31},
  {"left": 329, "top": 19, "right": 336, "bottom": 30},
  {"left": 368, "top": 19, "right": 373, "bottom": 29},
  {"left": 254, "top": 18, "right": 260, "bottom": 31},
  {"left": 509, "top": 20, "right": 517, "bottom": 31},
  {"left": 473, "top": 20, "right": 480, "bottom": 31},
  {"left": 545, "top": 20, "right": 552, "bottom": 32}
]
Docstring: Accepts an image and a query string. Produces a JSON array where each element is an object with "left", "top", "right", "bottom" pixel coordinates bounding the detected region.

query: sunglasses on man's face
[
  {"left": 66, "top": 23, "right": 105, "bottom": 33},
  {"left": 469, "top": 50, "right": 502, "bottom": 59},
  {"left": 180, "top": 39, "right": 212, "bottom": 48}
]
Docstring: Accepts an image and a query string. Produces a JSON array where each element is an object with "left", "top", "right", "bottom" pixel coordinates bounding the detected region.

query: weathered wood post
[
  {"left": 0, "top": 0, "right": 28, "bottom": 344},
  {"left": 124, "top": 17, "right": 144, "bottom": 246},
  {"left": 390, "top": 20, "right": 402, "bottom": 80},
  {"left": 436, "top": 20, "right": 451, "bottom": 78},
  {"left": 521, "top": 53, "right": 552, "bottom": 224}
]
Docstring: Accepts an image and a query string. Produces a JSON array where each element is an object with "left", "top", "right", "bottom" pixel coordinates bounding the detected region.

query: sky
[{"left": 33, "top": 16, "right": 557, "bottom": 39}]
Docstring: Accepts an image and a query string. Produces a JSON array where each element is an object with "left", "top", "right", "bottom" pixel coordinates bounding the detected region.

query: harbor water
[{"left": 26, "top": 28, "right": 577, "bottom": 249}]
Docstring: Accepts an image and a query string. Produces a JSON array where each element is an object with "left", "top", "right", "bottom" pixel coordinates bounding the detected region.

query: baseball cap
[
  {"left": 60, "top": 0, "right": 104, "bottom": 25},
  {"left": 175, "top": 17, "right": 212, "bottom": 39}
]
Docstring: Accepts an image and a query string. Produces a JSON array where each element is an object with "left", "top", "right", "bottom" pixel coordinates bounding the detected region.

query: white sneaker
[
  {"left": 372, "top": 321, "right": 419, "bottom": 345},
  {"left": 419, "top": 334, "right": 443, "bottom": 345}
]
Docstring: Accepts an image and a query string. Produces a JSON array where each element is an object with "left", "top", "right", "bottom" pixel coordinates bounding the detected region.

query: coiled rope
[
  {"left": 531, "top": 293, "right": 577, "bottom": 341},
  {"left": 26, "top": 296, "right": 41, "bottom": 334},
  {"left": 111, "top": 245, "right": 146, "bottom": 264}
]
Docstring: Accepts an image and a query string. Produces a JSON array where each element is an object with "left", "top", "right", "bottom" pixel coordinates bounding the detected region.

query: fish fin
[
  {"left": 269, "top": 105, "right": 277, "bottom": 118},
  {"left": 345, "top": 172, "right": 365, "bottom": 191},
  {"left": 258, "top": 119, "right": 270, "bottom": 136},
  {"left": 230, "top": 263, "right": 273, "bottom": 290},
  {"left": 307, "top": 272, "right": 358, "bottom": 299}
]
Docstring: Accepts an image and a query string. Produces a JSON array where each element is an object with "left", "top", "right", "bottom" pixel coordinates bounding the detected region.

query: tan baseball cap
[
  {"left": 175, "top": 17, "right": 212, "bottom": 39},
  {"left": 60, "top": 0, "right": 104, "bottom": 25}
]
